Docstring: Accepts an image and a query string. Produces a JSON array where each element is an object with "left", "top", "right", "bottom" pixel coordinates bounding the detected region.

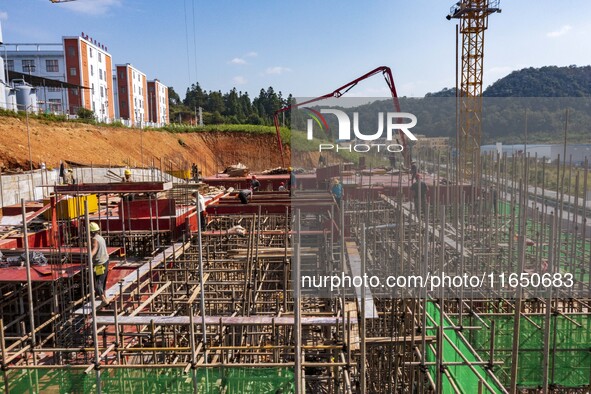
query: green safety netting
[
  {"left": 460, "top": 313, "right": 591, "bottom": 389},
  {"left": 1, "top": 367, "right": 295, "bottom": 394},
  {"left": 425, "top": 302, "right": 505, "bottom": 393}
]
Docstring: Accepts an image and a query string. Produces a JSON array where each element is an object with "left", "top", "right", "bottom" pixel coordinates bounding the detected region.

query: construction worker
[
  {"left": 330, "top": 178, "right": 343, "bottom": 207},
  {"left": 410, "top": 161, "right": 418, "bottom": 183},
  {"left": 278, "top": 182, "right": 286, "bottom": 192},
  {"left": 389, "top": 153, "right": 397, "bottom": 170},
  {"left": 238, "top": 189, "right": 252, "bottom": 204},
  {"left": 122, "top": 169, "right": 132, "bottom": 182},
  {"left": 250, "top": 175, "right": 260, "bottom": 192},
  {"left": 64, "top": 169, "right": 75, "bottom": 185},
  {"left": 89, "top": 222, "right": 110, "bottom": 305},
  {"left": 191, "top": 163, "right": 199, "bottom": 182},
  {"left": 410, "top": 174, "right": 428, "bottom": 217},
  {"left": 288, "top": 167, "right": 296, "bottom": 196}
]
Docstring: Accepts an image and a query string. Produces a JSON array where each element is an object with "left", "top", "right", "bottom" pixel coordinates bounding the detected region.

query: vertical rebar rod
[
  {"left": 84, "top": 200, "right": 102, "bottom": 392},
  {"left": 294, "top": 209, "right": 302, "bottom": 394},
  {"left": 0, "top": 319, "right": 9, "bottom": 393},
  {"left": 360, "top": 223, "right": 367, "bottom": 394},
  {"left": 21, "top": 199, "right": 37, "bottom": 365},
  {"left": 542, "top": 212, "right": 556, "bottom": 393},
  {"left": 196, "top": 199, "right": 208, "bottom": 366}
]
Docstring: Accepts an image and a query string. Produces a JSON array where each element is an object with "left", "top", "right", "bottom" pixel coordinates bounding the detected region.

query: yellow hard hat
[
  {"left": 89, "top": 222, "right": 100, "bottom": 232},
  {"left": 124, "top": 169, "right": 132, "bottom": 176},
  {"left": 288, "top": 167, "right": 293, "bottom": 172}
]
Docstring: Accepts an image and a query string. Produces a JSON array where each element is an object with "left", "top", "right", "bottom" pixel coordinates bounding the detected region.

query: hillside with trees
[
  {"left": 483, "top": 65, "right": 591, "bottom": 97},
  {"left": 348, "top": 65, "right": 591, "bottom": 143},
  {"left": 168, "top": 83, "right": 294, "bottom": 126}
]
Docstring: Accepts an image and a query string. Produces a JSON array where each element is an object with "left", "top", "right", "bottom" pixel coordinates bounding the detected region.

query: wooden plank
[
  {"left": 346, "top": 241, "right": 378, "bottom": 319},
  {"left": 94, "top": 315, "right": 357, "bottom": 326}
]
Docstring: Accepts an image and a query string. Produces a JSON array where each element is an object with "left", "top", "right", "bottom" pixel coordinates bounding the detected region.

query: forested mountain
[
  {"left": 425, "top": 65, "right": 591, "bottom": 98},
  {"left": 407, "top": 66, "right": 591, "bottom": 143},
  {"left": 483, "top": 65, "right": 591, "bottom": 97}
]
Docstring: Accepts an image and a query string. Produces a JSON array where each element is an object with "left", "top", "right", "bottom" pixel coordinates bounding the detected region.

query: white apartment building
[
  {"left": 114, "top": 63, "right": 148, "bottom": 126},
  {"left": 147, "top": 79, "right": 169, "bottom": 127},
  {"left": 1, "top": 43, "right": 67, "bottom": 113},
  {"left": 63, "top": 35, "right": 114, "bottom": 122}
]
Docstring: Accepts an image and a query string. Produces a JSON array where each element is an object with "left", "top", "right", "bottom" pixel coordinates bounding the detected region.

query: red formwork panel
[
  {"left": 0, "top": 238, "right": 18, "bottom": 249},
  {"left": 119, "top": 198, "right": 176, "bottom": 219},
  {"left": 1, "top": 202, "right": 44, "bottom": 216},
  {"left": 8, "top": 229, "right": 51, "bottom": 248},
  {"left": 0, "top": 263, "right": 83, "bottom": 282}
]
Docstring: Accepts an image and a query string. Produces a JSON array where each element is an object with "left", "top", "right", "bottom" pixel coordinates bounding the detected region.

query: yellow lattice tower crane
[{"left": 447, "top": 0, "right": 500, "bottom": 183}]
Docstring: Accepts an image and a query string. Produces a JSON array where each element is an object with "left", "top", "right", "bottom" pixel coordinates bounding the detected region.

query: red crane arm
[{"left": 273, "top": 66, "right": 409, "bottom": 168}]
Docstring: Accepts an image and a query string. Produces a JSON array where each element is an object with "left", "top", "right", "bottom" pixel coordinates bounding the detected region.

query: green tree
[
  {"left": 184, "top": 83, "right": 207, "bottom": 110},
  {"left": 207, "top": 90, "right": 225, "bottom": 114}
]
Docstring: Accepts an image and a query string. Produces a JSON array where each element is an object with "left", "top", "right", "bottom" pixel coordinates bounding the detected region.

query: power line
[{"left": 183, "top": 0, "right": 192, "bottom": 84}]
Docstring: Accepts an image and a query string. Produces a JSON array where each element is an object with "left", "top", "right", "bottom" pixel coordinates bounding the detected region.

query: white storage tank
[
  {"left": 5, "top": 87, "right": 17, "bottom": 112},
  {"left": 13, "top": 80, "right": 38, "bottom": 112}
]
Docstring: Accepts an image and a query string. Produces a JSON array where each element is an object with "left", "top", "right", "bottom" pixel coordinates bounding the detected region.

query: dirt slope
[{"left": 0, "top": 116, "right": 292, "bottom": 175}]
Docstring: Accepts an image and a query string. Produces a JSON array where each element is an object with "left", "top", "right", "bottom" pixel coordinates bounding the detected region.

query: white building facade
[
  {"left": 1, "top": 44, "right": 67, "bottom": 113},
  {"left": 63, "top": 35, "right": 114, "bottom": 122}
]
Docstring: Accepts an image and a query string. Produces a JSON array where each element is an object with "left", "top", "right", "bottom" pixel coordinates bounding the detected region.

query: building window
[
  {"left": 22, "top": 60, "right": 36, "bottom": 73},
  {"left": 70, "top": 88, "right": 79, "bottom": 96},
  {"left": 98, "top": 53, "right": 102, "bottom": 63},
  {"left": 121, "top": 87, "right": 126, "bottom": 94},
  {"left": 68, "top": 46, "right": 76, "bottom": 57},
  {"left": 90, "top": 65, "right": 94, "bottom": 76},
  {"left": 46, "top": 59, "right": 59, "bottom": 73},
  {"left": 89, "top": 48, "right": 93, "bottom": 58},
  {"left": 6, "top": 60, "right": 14, "bottom": 71},
  {"left": 100, "top": 86, "right": 104, "bottom": 97},
  {"left": 69, "top": 67, "right": 77, "bottom": 76},
  {"left": 48, "top": 87, "right": 61, "bottom": 92},
  {"left": 48, "top": 99, "right": 62, "bottom": 112},
  {"left": 99, "top": 69, "right": 102, "bottom": 80},
  {"left": 119, "top": 72, "right": 124, "bottom": 79}
]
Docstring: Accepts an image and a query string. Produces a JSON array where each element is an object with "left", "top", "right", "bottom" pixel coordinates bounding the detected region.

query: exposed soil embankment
[{"left": 0, "top": 117, "right": 294, "bottom": 175}]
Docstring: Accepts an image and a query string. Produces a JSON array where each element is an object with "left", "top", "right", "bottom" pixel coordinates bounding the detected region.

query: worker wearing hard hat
[
  {"left": 250, "top": 175, "right": 260, "bottom": 192},
  {"left": 89, "top": 222, "right": 110, "bottom": 305},
  {"left": 122, "top": 169, "right": 132, "bottom": 182}
]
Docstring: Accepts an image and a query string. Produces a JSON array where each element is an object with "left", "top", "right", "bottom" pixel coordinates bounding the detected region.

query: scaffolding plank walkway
[
  {"left": 346, "top": 241, "right": 378, "bottom": 319},
  {"left": 74, "top": 241, "right": 190, "bottom": 315},
  {"left": 94, "top": 315, "right": 358, "bottom": 326}
]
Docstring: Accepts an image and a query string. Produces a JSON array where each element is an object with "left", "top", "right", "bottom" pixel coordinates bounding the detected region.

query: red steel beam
[{"left": 54, "top": 182, "right": 172, "bottom": 194}]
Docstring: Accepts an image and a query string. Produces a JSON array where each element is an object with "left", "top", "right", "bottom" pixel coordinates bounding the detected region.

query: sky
[{"left": 1, "top": 0, "right": 591, "bottom": 100}]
